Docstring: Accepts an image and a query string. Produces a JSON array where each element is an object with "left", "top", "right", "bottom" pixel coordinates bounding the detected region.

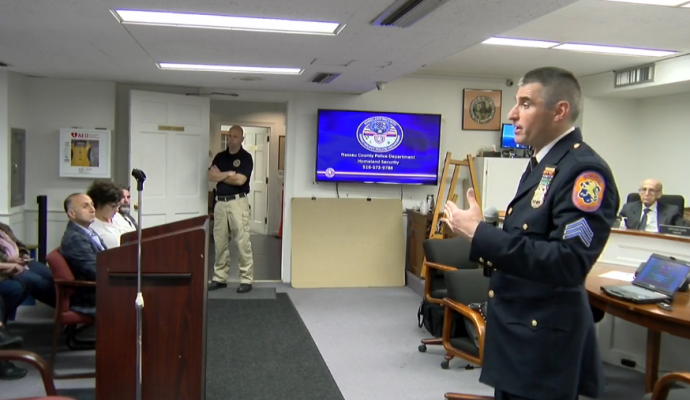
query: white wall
[
  {"left": 22, "top": 77, "right": 115, "bottom": 250},
  {"left": 581, "top": 90, "right": 690, "bottom": 203},
  {"left": 581, "top": 96, "right": 642, "bottom": 196},
  {"left": 210, "top": 100, "right": 286, "bottom": 235},
  {"left": 0, "top": 71, "right": 9, "bottom": 220},
  {"left": 638, "top": 92, "right": 690, "bottom": 201},
  {"left": 5, "top": 72, "right": 30, "bottom": 238}
]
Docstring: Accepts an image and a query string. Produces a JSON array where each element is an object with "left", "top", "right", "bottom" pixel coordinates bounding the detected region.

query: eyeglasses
[{"left": 638, "top": 188, "right": 657, "bottom": 194}]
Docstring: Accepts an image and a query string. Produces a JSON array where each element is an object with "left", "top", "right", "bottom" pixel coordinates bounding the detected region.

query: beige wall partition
[{"left": 291, "top": 198, "right": 405, "bottom": 288}]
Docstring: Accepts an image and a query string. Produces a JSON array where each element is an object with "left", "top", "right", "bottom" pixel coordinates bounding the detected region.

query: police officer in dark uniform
[
  {"left": 207, "top": 125, "right": 255, "bottom": 294},
  {"left": 442, "top": 67, "right": 619, "bottom": 400}
]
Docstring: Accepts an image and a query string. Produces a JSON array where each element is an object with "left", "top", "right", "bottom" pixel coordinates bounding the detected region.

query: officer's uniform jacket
[{"left": 470, "top": 128, "right": 620, "bottom": 400}]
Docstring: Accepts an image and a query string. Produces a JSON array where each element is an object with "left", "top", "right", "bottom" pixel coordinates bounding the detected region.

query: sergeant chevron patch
[{"left": 563, "top": 218, "right": 594, "bottom": 247}]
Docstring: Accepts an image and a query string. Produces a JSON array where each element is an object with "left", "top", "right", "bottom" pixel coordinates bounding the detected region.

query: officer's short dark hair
[
  {"left": 519, "top": 67, "right": 582, "bottom": 122},
  {"left": 63, "top": 193, "right": 82, "bottom": 213},
  {"left": 86, "top": 180, "right": 123, "bottom": 210}
]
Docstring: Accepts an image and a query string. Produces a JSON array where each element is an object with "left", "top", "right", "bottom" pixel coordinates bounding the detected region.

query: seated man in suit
[
  {"left": 60, "top": 193, "right": 107, "bottom": 318},
  {"left": 619, "top": 178, "right": 686, "bottom": 232}
]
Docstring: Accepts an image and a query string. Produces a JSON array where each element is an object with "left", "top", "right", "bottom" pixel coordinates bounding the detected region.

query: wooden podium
[{"left": 96, "top": 216, "right": 210, "bottom": 400}]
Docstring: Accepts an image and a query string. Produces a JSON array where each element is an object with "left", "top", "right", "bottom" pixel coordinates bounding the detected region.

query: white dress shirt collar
[{"left": 534, "top": 127, "right": 575, "bottom": 163}]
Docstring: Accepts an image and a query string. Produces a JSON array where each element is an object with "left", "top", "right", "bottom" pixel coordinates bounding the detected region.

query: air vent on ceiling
[
  {"left": 371, "top": 0, "right": 450, "bottom": 28},
  {"left": 311, "top": 73, "right": 341, "bottom": 84},
  {"left": 614, "top": 64, "right": 655, "bottom": 88}
]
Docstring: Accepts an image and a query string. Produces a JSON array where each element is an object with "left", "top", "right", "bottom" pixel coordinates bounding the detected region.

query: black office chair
[
  {"left": 418, "top": 237, "right": 478, "bottom": 353},
  {"left": 626, "top": 193, "right": 685, "bottom": 211}
]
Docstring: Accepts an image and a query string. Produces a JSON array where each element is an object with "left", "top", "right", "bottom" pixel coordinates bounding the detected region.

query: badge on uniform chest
[{"left": 531, "top": 166, "right": 557, "bottom": 209}]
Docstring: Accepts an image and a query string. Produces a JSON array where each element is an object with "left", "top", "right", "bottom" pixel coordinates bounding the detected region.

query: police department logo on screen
[
  {"left": 356, "top": 116, "right": 403, "bottom": 153},
  {"left": 325, "top": 168, "right": 335, "bottom": 178}
]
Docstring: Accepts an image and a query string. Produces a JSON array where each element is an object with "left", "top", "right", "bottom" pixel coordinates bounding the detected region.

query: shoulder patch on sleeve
[
  {"left": 563, "top": 218, "right": 594, "bottom": 247},
  {"left": 571, "top": 170, "right": 606, "bottom": 212}
]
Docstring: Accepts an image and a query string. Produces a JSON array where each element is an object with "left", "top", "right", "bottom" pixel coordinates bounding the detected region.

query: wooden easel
[{"left": 421, "top": 152, "right": 482, "bottom": 278}]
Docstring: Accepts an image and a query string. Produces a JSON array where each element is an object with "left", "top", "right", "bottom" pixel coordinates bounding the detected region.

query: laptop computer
[
  {"left": 601, "top": 253, "right": 690, "bottom": 304},
  {"left": 659, "top": 224, "right": 690, "bottom": 237}
]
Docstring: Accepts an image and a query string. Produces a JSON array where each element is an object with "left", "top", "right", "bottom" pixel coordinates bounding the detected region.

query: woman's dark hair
[{"left": 86, "top": 180, "right": 123, "bottom": 209}]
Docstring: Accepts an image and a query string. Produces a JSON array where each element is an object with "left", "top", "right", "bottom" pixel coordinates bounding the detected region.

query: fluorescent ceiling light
[
  {"left": 603, "top": 0, "right": 689, "bottom": 6},
  {"left": 112, "top": 9, "right": 344, "bottom": 35},
  {"left": 157, "top": 63, "right": 303, "bottom": 75},
  {"left": 482, "top": 37, "right": 559, "bottom": 48},
  {"left": 554, "top": 43, "right": 677, "bottom": 57}
]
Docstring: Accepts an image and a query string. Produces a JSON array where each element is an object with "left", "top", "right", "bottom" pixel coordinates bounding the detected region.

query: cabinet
[
  {"left": 405, "top": 210, "right": 432, "bottom": 278},
  {"left": 473, "top": 157, "right": 529, "bottom": 212}
]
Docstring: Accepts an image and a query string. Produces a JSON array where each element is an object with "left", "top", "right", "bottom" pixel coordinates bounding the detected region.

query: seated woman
[
  {"left": 87, "top": 180, "right": 126, "bottom": 249},
  {"left": 0, "top": 222, "right": 56, "bottom": 316}
]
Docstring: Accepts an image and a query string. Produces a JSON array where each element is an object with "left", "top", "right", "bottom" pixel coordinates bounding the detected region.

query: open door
[
  {"left": 241, "top": 126, "right": 269, "bottom": 234},
  {"left": 129, "top": 91, "right": 210, "bottom": 228}
]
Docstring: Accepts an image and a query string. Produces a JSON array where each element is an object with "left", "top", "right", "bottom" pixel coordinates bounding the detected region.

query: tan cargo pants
[{"left": 212, "top": 196, "right": 254, "bottom": 284}]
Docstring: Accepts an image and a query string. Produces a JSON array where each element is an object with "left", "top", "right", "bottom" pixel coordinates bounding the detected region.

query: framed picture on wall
[
  {"left": 59, "top": 128, "right": 111, "bottom": 178},
  {"left": 462, "top": 89, "right": 502, "bottom": 131},
  {"left": 278, "top": 135, "right": 286, "bottom": 171}
]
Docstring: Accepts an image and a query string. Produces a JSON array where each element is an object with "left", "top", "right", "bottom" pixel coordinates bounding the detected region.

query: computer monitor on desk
[
  {"left": 501, "top": 123, "right": 529, "bottom": 150},
  {"left": 659, "top": 224, "right": 690, "bottom": 237}
]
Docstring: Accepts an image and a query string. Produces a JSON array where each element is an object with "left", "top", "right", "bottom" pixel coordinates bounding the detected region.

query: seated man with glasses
[{"left": 618, "top": 178, "right": 686, "bottom": 231}]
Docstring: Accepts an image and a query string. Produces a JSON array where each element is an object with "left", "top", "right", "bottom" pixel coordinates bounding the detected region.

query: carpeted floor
[{"left": 205, "top": 293, "right": 344, "bottom": 400}]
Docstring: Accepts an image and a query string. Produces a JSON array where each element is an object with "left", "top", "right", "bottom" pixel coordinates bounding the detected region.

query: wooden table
[{"left": 586, "top": 263, "right": 690, "bottom": 393}]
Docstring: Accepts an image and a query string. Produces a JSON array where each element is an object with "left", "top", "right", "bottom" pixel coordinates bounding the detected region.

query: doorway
[{"left": 221, "top": 124, "right": 269, "bottom": 235}]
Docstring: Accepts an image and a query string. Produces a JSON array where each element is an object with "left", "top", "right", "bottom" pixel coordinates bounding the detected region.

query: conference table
[{"left": 588, "top": 253, "right": 690, "bottom": 393}]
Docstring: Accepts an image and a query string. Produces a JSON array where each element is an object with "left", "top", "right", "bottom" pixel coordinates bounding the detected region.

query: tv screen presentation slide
[{"left": 315, "top": 109, "right": 441, "bottom": 185}]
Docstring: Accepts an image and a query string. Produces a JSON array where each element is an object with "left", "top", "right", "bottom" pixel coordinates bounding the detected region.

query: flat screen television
[
  {"left": 315, "top": 109, "right": 442, "bottom": 185},
  {"left": 501, "top": 123, "right": 529, "bottom": 149}
]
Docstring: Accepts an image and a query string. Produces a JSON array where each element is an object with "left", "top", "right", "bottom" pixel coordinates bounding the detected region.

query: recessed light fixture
[
  {"left": 603, "top": 0, "right": 689, "bottom": 6},
  {"left": 482, "top": 37, "right": 559, "bottom": 48},
  {"left": 111, "top": 9, "right": 345, "bottom": 35},
  {"left": 553, "top": 43, "right": 677, "bottom": 57},
  {"left": 156, "top": 63, "right": 303, "bottom": 75}
]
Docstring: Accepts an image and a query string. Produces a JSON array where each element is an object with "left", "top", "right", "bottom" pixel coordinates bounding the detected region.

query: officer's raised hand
[{"left": 441, "top": 188, "right": 483, "bottom": 240}]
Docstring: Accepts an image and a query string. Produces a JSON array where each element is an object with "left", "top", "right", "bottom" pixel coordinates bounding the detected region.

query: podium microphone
[
  {"left": 131, "top": 168, "right": 146, "bottom": 400},
  {"left": 483, "top": 207, "right": 499, "bottom": 277}
]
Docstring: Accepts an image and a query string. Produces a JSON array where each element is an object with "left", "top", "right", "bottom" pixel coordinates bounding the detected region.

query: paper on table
[{"left": 598, "top": 270, "right": 635, "bottom": 282}]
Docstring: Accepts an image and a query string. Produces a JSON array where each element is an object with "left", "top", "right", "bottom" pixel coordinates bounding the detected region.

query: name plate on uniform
[{"left": 158, "top": 125, "right": 185, "bottom": 132}]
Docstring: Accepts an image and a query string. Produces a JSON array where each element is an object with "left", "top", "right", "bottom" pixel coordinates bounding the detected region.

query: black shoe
[
  {"left": 0, "top": 361, "right": 28, "bottom": 380},
  {"left": 237, "top": 283, "right": 253, "bottom": 293},
  {"left": 0, "top": 329, "right": 23, "bottom": 350},
  {"left": 208, "top": 281, "right": 227, "bottom": 291}
]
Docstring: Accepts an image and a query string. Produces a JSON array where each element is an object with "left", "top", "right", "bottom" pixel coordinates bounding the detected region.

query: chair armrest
[
  {"left": 652, "top": 372, "right": 690, "bottom": 400},
  {"left": 0, "top": 350, "right": 57, "bottom": 395},
  {"left": 443, "top": 298, "right": 487, "bottom": 358},
  {"left": 424, "top": 262, "right": 458, "bottom": 273},
  {"left": 423, "top": 262, "right": 458, "bottom": 303},
  {"left": 444, "top": 395, "right": 494, "bottom": 400},
  {"left": 55, "top": 279, "right": 96, "bottom": 287}
]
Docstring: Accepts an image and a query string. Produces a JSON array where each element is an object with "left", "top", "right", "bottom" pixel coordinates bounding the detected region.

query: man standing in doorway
[{"left": 208, "top": 125, "right": 255, "bottom": 293}]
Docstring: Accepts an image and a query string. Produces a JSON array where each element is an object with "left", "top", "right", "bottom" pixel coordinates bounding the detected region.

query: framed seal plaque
[{"left": 462, "top": 89, "right": 502, "bottom": 131}]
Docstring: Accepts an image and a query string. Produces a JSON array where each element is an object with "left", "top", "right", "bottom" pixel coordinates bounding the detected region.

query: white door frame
[{"left": 218, "top": 120, "right": 274, "bottom": 231}]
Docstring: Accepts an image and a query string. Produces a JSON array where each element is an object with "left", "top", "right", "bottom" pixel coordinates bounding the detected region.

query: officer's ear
[{"left": 552, "top": 100, "right": 570, "bottom": 122}]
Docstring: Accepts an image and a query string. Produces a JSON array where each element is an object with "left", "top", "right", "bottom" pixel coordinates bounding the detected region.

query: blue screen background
[
  {"left": 316, "top": 109, "right": 441, "bottom": 185},
  {"left": 501, "top": 124, "right": 528, "bottom": 149}
]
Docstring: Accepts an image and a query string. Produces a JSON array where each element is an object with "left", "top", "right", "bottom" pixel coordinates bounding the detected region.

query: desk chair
[
  {"left": 626, "top": 193, "right": 685, "bottom": 211},
  {"left": 0, "top": 350, "right": 76, "bottom": 400},
  {"left": 45, "top": 248, "right": 96, "bottom": 379},
  {"left": 440, "top": 269, "right": 489, "bottom": 370},
  {"left": 648, "top": 372, "right": 690, "bottom": 400},
  {"left": 418, "top": 238, "right": 478, "bottom": 353}
]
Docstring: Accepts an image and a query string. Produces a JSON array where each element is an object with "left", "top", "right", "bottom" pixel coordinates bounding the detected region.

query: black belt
[{"left": 216, "top": 193, "right": 247, "bottom": 201}]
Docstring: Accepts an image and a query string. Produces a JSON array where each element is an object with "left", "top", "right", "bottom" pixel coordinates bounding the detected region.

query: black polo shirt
[{"left": 210, "top": 147, "right": 253, "bottom": 196}]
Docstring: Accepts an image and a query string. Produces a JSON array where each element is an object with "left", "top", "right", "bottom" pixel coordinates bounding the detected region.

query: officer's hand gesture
[{"left": 441, "top": 188, "right": 483, "bottom": 241}]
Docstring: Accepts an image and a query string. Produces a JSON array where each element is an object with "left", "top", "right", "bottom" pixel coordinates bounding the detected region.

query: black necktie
[
  {"left": 639, "top": 208, "right": 650, "bottom": 231},
  {"left": 519, "top": 157, "right": 538, "bottom": 185}
]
